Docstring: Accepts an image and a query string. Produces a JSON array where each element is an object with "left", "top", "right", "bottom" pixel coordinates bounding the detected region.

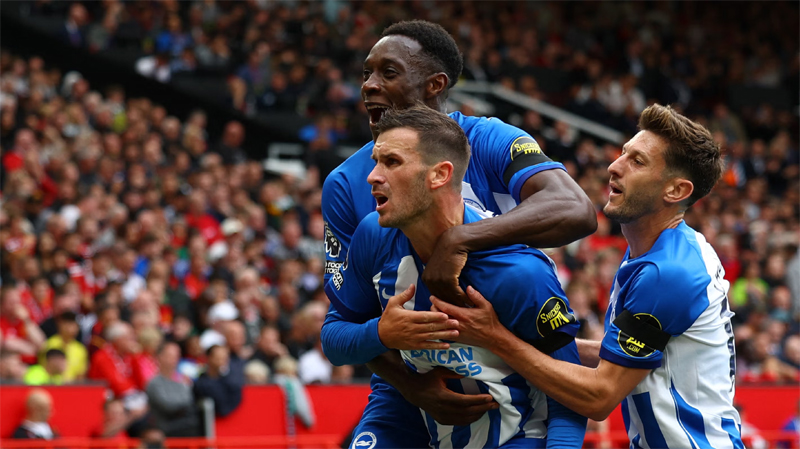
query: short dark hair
[
  {"left": 206, "top": 344, "right": 226, "bottom": 357},
  {"left": 45, "top": 348, "right": 66, "bottom": 359},
  {"left": 374, "top": 105, "right": 470, "bottom": 189},
  {"left": 638, "top": 104, "right": 723, "bottom": 207},
  {"left": 382, "top": 20, "right": 463, "bottom": 89}
]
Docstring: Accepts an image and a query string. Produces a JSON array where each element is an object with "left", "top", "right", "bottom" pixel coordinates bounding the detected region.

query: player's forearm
[
  {"left": 576, "top": 338, "right": 602, "bottom": 368},
  {"left": 320, "top": 313, "right": 388, "bottom": 366},
  {"left": 487, "top": 328, "right": 617, "bottom": 420},
  {"left": 365, "top": 351, "right": 417, "bottom": 394},
  {"left": 458, "top": 178, "right": 596, "bottom": 251}
]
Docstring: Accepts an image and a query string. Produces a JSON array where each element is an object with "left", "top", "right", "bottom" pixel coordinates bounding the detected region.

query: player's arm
[
  {"left": 544, "top": 344, "right": 587, "bottom": 449},
  {"left": 433, "top": 287, "right": 650, "bottom": 421},
  {"left": 463, "top": 168, "right": 596, "bottom": 249},
  {"left": 576, "top": 338, "right": 602, "bottom": 368},
  {"left": 423, "top": 131, "right": 596, "bottom": 304}
]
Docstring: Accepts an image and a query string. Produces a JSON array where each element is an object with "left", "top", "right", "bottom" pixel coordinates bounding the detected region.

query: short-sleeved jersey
[
  {"left": 599, "top": 221, "right": 743, "bottom": 449},
  {"left": 322, "top": 112, "right": 563, "bottom": 282},
  {"left": 325, "top": 206, "right": 580, "bottom": 449}
]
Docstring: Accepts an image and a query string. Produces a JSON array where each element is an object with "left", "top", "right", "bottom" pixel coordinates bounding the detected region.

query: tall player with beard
[{"left": 321, "top": 20, "right": 596, "bottom": 448}]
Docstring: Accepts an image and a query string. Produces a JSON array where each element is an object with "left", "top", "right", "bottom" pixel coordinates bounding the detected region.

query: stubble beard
[
  {"left": 603, "top": 189, "right": 659, "bottom": 224},
  {"left": 379, "top": 173, "right": 432, "bottom": 229}
]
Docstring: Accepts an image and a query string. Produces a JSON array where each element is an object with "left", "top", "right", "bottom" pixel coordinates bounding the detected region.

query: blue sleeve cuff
[
  {"left": 599, "top": 346, "right": 662, "bottom": 370},
  {"left": 508, "top": 162, "right": 566, "bottom": 203},
  {"left": 321, "top": 313, "right": 389, "bottom": 366}
]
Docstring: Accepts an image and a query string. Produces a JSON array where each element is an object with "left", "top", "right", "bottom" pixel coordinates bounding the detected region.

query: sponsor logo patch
[
  {"left": 537, "top": 297, "right": 576, "bottom": 337},
  {"left": 352, "top": 432, "right": 377, "bottom": 449},
  {"left": 618, "top": 313, "right": 662, "bottom": 358},
  {"left": 325, "top": 260, "right": 342, "bottom": 275},
  {"left": 509, "top": 136, "right": 542, "bottom": 161},
  {"left": 324, "top": 221, "right": 342, "bottom": 258}
]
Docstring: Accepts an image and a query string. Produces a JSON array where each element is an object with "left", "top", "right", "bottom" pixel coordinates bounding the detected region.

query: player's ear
[
  {"left": 425, "top": 72, "right": 449, "bottom": 99},
  {"left": 664, "top": 176, "right": 693, "bottom": 206},
  {"left": 430, "top": 161, "right": 454, "bottom": 190}
]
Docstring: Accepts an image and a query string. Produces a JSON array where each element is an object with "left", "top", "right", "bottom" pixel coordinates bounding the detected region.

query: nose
[
  {"left": 607, "top": 155, "right": 623, "bottom": 179},
  {"left": 367, "top": 164, "right": 383, "bottom": 186},
  {"left": 362, "top": 72, "right": 380, "bottom": 98}
]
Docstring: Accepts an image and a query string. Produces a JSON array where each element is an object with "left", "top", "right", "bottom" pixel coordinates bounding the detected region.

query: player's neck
[
  {"left": 621, "top": 208, "right": 685, "bottom": 259},
  {"left": 403, "top": 195, "right": 463, "bottom": 263}
]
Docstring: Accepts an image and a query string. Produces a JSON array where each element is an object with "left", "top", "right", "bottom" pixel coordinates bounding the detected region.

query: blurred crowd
[{"left": 0, "top": 0, "right": 798, "bottom": 440}]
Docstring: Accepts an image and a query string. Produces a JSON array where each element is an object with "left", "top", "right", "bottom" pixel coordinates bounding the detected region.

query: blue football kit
[
  {"left": 325, "top": 207, "right": 586, "bottom": 448},
  {"left": 320, "top": 112, "right": 571, "bottom": 448},
  {"left": 600, "top": 221, "right": 744, "bottom": 449}
]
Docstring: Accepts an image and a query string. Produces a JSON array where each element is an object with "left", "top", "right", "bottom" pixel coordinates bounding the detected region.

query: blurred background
[{"left": 0, "top": 1, "right": 797, "bottom": 448}]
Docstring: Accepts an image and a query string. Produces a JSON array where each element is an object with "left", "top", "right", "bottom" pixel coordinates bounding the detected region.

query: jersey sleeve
[
  {"left": 323, "top": 214, "right": 383, "bottom": 324},
  {"left": 472, "top": 250, "right": 579, "bottom": 353},
  {"left": 473, "top": 118, "right": 565, "bottom": 203},
  {"left": 322, "top": 170, "right": 356, "bottom": 284},
  {"left": 599, "top": 262, "right": 707, "bottom": 369}
]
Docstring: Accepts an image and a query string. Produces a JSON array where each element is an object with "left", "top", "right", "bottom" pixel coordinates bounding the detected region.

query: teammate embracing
[{"left": 321, "top": 20, "right": 596, "bottom": 449}]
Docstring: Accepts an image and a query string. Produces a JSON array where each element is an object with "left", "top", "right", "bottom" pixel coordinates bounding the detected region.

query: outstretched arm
[
  {"left": 432, "top": 287, "right": 650, "bottom": 421},
  {"left": 424, "top": 170, "right": 596, "bottom": 304}
]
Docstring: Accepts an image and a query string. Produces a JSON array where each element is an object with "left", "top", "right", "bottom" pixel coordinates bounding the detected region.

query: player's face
[
  {"left": 362, "top": 36, "right": 429, "bottom": 140},
  {"left": 604, "top": 131, "right": 670, "bottom": 223},
  {"left": 368, "top": 128, "right": 433, "bottom": 228}
]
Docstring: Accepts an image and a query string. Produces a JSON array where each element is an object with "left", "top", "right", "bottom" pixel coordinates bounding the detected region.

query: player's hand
[
  {"left": 404, "top": 367, "right": 498, "bottom": 426},
  {"left": 431, "top": 285, "right": 505, "bottom": 349},
  {"left": 378, "top": 284, "right": 459, "bottom": 350},
  {"left": 422, "top": 226, "right": 472, "bottom": 307}
]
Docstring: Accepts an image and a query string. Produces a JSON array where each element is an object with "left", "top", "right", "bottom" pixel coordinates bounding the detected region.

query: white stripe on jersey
[
  {"left": 492, "top": 192, "right": 517, "bottom": 214},
  {"left": 522, "top": 386, "right": 548, "bottom": 439},
  {"left": 395, "top": 256, "right": 418, "bottom": 311}
]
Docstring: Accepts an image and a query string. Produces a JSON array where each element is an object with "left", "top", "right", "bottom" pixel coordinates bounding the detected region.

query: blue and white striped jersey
[
  {"left": 322, "top": 111, "right": 564, "bottom": 283},
  {"left": 325, "top": 206, "right": 584, "bottom": 449},
  {"left": 600, "top": 221, "right": 743, "bottom": 449}
]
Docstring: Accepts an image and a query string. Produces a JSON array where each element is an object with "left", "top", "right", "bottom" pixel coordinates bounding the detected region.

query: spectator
[
  {"left": 92, "top": 399, "right": 133, "bottom": 441},
  {"left": 146, "top": 341, "right": 201, "bottom": 437},
  {"left": 61, "top": 3, "right": 88, "bottom": 48},
  {"left": 272, "top": 355, "right": 314, "bottom": 429},
  {"left": 243, "top": 359, "right": 270, "bottom": 384},
  {"left": 0, "top": 284, "right": 46, "bottom": 364},
  {"left": 214, "top": 121, "right": 247, "bottom": 166},
  {"left": 39, "top": 311, "right": 88, "bottom": 381},
  {"left": 193, "top": 344, "right": 244, "bottom": 417},
  {"left": 24, "top": 348, "right": 66, "bottom": 385},
  {"left": 199, "top": 301, "right": 238, "bottom": 351},
  {"left": 0, "top": 350, "right": 27, "bottom": 383},
  {"left": 250, "top": 324, "right": 288, "bottom": 373},
  {"left": 12, "top": 389, "right": 58, "bottom": 440},
  {"left": 222, "top": 320, "right": 253, "bottom": 362},
  {"left": 88, "top": 322, "right": 148, "bottom": 412}
]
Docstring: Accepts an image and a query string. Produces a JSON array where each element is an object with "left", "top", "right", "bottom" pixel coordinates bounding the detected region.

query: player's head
[
  {"left": 368, "top": 105, "right": 470, "bottom": 228},
  {"left": 604, "top": 104, "right": 722, "bottom": 223},
  {"left": 363, "top": 20, "right": 463, "bottom": 140}
]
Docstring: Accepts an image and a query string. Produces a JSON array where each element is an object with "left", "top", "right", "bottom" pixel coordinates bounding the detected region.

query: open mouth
[
  {"left": 609, "top": 184, "right": 623, "bottom": 195},
  {"left": 366, "top": 105, "right": 390, "bottom": 124},
  {"left": 373, "top": 192, "right": 389, "bottom": 209}
]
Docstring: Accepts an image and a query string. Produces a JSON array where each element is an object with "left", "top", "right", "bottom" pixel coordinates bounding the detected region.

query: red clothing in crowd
[
  {"left": 183, "top": 272, "right": 208, "bottom": 301},
  {"left": 133, "top": 353, "right": 159, "bottom": 389},
  {"left": 0, "top": 315, "right": 37, "bottom": 364},
  {"left": 88, "top": 344, "right": 142, "bottom": 397},
  {"left": 185, "top": 213, "right": 222, "bottom": 245}
]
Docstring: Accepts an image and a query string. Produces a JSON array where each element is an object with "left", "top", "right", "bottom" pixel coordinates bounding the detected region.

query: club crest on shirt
[
  {"left": 324, "top": 221, "right": 342, "bottom": 258},
  {"left": 536, "top": 297, "right": 576, "bottom": 337},
  {"left": 352, "top": 431, "right": 377, "bottom": 449},
  {"left": 509, "top": 136, "right": 542, "bottom": 161},
  {"left": 617, "top": 313, "right": 662, "bottom": 358}
]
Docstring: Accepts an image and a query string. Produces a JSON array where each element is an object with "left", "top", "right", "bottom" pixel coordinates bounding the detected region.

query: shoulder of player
[
  {"left": 323, "top": 143, "right": 374, "bottom": 189},
  {"left": 467, "top": 245, "right": 556, "bottom": 283}
]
